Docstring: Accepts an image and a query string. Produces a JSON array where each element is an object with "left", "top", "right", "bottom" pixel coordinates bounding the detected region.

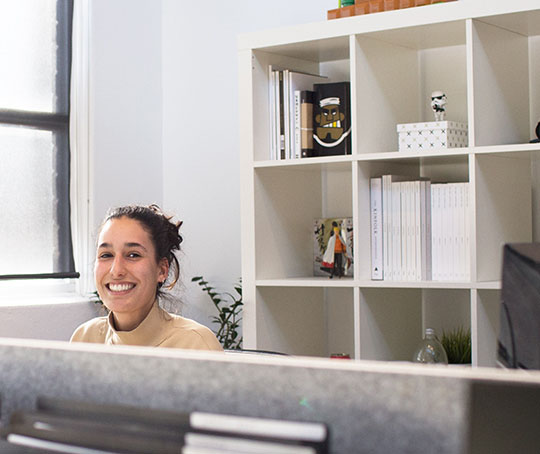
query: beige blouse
[{"left": 70, "top": 302, "right": 223, "bottom": 351}]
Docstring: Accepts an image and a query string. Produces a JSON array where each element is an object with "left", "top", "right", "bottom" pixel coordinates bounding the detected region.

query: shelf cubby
[
  {"left": 254, "top": 163, "right": 353, "bottom": 280},
  {"left": 473, "top": 153, "right": 532, "bottom": 281},
  {"left": 353, "top": 20, "right": 468, "bottom": 154},
  {"left": 473, "top": 289, "right": 500, "bottom": 367},
  {"left": 359, "top": 287, "right": 423, "bottom": 361},
  {"left": 255, "top": 286, "right": 355, "bottom": 357}
]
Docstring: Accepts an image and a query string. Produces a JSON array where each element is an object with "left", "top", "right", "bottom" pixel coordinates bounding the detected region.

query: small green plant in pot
[
  {"left": 440, "top": 327, "right": 471, "bottom": 364},
  {"left": 192, "top": 276, "right": 243, "bottom": 350}
]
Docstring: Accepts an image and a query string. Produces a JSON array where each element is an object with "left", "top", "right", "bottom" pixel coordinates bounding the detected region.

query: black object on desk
[
  {"left": 498, "top": 243, "right": 540, "bottom": 370},
  {"left": 465, "top": 380, "right": 540, "bottom": 454}
]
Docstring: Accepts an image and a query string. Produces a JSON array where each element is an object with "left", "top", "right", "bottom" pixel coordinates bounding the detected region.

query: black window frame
[{"left": 0, "top": 0, "right": 79, "bottom": 281}]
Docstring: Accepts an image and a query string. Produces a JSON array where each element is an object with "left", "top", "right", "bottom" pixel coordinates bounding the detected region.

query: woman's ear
[{"left": 158, "top": 257, "right": 169, "bottom": 283}]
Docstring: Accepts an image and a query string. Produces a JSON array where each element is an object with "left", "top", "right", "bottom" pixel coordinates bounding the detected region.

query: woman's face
[{"left": 94, "top": 217, "right": 168, "bottom": 325}]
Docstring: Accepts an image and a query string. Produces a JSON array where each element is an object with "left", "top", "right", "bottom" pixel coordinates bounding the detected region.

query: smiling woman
[{"left": 70, "top": 205, "right": 223, "bottom": 351}]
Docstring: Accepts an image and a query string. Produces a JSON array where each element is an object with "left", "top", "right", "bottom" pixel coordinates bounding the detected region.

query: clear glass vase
[{"left": 412, "top": 328, "right": 448, "bottom": 364}]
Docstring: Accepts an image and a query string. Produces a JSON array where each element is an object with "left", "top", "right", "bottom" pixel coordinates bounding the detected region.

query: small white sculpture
[{"left": 431, "top": 90, "right": 447, "bottom": 122}]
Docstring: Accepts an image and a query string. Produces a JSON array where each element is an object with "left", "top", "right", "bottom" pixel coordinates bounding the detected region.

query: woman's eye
[
  {"left": 98, "top": 252, "right": 113, "bottom": 259},
  {"left": 127, "top": 252, "right": 141, "bottom": 258}
]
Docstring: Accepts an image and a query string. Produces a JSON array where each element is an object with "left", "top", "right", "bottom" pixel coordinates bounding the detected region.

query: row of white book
[
  {"left": 268, "top": 66, "right": 326, "bottom": 160},
  {"left": 370, "top": 175, "right": 470, "bottom": 282}
]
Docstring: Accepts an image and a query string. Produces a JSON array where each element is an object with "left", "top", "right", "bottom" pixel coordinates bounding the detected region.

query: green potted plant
[
  {"left": 192, "top": 276, "right": 243, "bottom": 350},
  {"left": 440, "top": 327, "right": 471, "bottom": 364}
]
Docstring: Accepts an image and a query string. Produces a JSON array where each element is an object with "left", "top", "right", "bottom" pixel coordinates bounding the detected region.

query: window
[{"left": 0, "top": 0, "right": 78, "bottom": 280}]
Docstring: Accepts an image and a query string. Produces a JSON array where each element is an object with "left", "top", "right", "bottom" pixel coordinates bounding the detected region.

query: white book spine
[
  {"left": 391, "top": 182, "right": 402, "bottom": 281},
  {"left": 423, "top": 180, "right": 432, "bottom": 280},
  {"left": 431, "top": 184, "right": 440, "bottom": 281},
  {"left": 463, "top": 182, "right": 471, "bottom": 280},
  {"left": 446, "top": 183, "right": 454, "bottom": 280},
  {"left": 456, "top": 183, "right": 465, "bottom": 281},
  {"left": 282, "top": 69, "right": 290, "bottom": 159},
  {"left": 407, "top": 181, "right": 415, "bottom": 281},
  {"left": 414, "top": 180, "right": 422, "bottom": 281},
  {"left": 401, "top": 182, "right": 407, "bottom": 281},
  {"left": 441, "top": 184, "right": 450, "bottom": 281},
  {"left": 293, "top": 89, "right": 301, "bottom": 159},
  {"left": 269, "top": 66, "right": 276, "bottom": 160},
  {"left": 370, "top": 177, "right": 383, "bottom": 280},
  {"left": 404, "top": 181, "right": 413, "bottom": 281},
  {"left": 382, "top": 175, "right": 392, "bottom": 280},
  {"left": 274, "top": 71, "right": 282, "bottom": 159}
]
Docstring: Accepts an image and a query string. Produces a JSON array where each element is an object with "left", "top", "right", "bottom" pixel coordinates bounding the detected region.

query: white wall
[
  {"left": 161, "top": 0, "right": 336, "bottom": 324},
  {"left": 90, "top": 0, "right": 164, "bottom": 230}
]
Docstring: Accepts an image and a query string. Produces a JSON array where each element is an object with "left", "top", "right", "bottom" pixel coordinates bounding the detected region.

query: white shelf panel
[
  {"left": 356, "top": 149, "right": 470, "bottom": 161},
  {"left": 472, "top": 143, "right": 540, "bottom": 156},
  {"left": 478, "top": 9, "right": 540, "bottom": 36},
  {"left": 253, "top": 155, "right": 354, "bottom": 169},
  {"left": 255, "top": 279, "right": 500, "bottom": 290},
  {"left": 256, "top": 278, "right": 355, "bottom": 288},
  {"left": 362, "top": 19, "right": 466, "bottom": 50},
  {"left": 254, "top": 143, "right": 540, "bottom": 169},
  {"left": 357, "top": 280, "right": 498, "bottom": 289},
  {"left": 239, "top": 3, "right": 468, "bottom": 51},
  {"left": 238, "top": 1, "right": 540, "bottom": 51}
]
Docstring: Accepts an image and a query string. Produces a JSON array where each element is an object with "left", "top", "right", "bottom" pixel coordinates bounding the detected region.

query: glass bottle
[{"left": 412, "top": 328, "right": 448, "bottom": 364}]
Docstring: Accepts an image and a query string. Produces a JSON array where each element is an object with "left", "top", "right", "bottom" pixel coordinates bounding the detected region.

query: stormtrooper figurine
[{"left": 431, "top": 90, "right": 447, "bottom": 121}]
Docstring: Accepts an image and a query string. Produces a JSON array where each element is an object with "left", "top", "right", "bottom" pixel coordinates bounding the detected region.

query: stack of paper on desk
[{"left": 1, "top": 397, "right": 329, "bottom": 454}]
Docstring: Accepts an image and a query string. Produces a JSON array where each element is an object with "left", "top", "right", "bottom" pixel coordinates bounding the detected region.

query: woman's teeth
[{"left": 108, "top": 283, "right": 134, "bottom": 292}]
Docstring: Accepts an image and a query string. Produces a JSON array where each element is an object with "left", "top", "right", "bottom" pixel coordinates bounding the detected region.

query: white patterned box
[{"left": 397, "top": 121, "right": 468, "bottom": 152}]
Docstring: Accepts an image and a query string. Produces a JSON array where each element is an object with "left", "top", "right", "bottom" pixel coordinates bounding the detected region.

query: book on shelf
[
  {"left": 288, "top": 71, "right": 327, "bottom": 158},
  {"left": 299, "top": 90, "right": 315, "bottom": 158},
  {"left": 381, "top": 175, "right": 409, "bottom": 280},
  {"left": 371, "top": 178, "right": 469, "bottom": 282},
  {"left": 312, "top": 81, "right": 351, "bottom": 157},
  {"left": 370, "top": 177, "right": 383, "bottom": 280},
  {"left": 268, "top": 65, "right": 277, "bottom": 160},
  {"left": 1, "top": 397, "right": 329, "bottom": 454},
  {"left": 430, "top": 182, "right": 470, "bottom": 281},
  {"left": 313, "top": 217, "right": 353, "bottom": 278},
  {"left": 372, "top": 176, "right": 435, "bottom": 282},
  {"left": 268, "top": 66, "right": 326, "bottom": 160}
]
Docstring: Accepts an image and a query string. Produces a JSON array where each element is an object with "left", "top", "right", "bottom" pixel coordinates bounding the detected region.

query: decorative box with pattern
[{"left": 397, "top": 121, "right": 468, "bottom": 152}]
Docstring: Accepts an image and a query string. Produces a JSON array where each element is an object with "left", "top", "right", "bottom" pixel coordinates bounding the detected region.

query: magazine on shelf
[{"left": 313, "top": 217, "right": 353, "bottom": 277}]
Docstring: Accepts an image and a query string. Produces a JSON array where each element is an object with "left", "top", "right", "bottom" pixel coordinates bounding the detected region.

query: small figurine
[
  {"left": 431, "top": 90, "right": 447, "bottom": 122},
  {"left": 531, "top": 121, "right": 540, "bottom": 143},
  {"left": 322, "top": 221, "right": 349, "bottom": 278}
]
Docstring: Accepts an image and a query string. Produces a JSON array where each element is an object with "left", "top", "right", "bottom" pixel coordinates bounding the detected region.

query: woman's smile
[{"left": 107, "top": 283, "right": 136, "bottom": 293}]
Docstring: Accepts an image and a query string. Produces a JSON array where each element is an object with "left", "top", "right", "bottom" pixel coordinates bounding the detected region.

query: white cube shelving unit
[{"left": 239, "top": 0, "right": 540, "bottom": 367}]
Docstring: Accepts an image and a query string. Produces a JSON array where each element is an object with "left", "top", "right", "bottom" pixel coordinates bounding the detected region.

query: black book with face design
[{"left": 312, "top": 82, "right": 351, "bottom": 157}]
